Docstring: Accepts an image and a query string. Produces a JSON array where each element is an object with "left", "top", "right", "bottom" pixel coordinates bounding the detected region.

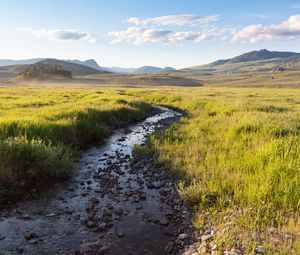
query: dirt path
[{"left": 0, "top": 107, "right": 195, "bottom": 255}]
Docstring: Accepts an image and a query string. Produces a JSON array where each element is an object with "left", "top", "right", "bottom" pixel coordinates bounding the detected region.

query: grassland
[
  {"left": 0, "top": 82, "right": 299, "bottom": 253},
  {"left": 0, "top": 86, "right": 152, "bottom": 206},
  {"left": 132, "top": 86, "right": 300, "bottom": 254}
]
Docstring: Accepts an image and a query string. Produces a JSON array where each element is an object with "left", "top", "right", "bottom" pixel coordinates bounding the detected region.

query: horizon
[
  {"left": 1, "top": 48, "right": 299, "bottom": 69},
  {"left": 2, "top": 0, "right": 300, "bottom": 68}
]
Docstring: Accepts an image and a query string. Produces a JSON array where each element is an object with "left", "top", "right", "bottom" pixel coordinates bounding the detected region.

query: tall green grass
[
  {"left": 0, "top": 86, "right": 152, "bottom": 206},
  {"left": 133, "top": 87, "right": 300, "bottom": 253}
]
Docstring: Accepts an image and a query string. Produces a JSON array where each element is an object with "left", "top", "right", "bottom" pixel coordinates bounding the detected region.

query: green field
[
  {"left": 133, "top": 87, "right": 300, "bottom": 254},
  {"left": 0, "top": 86, "right": 152, "bottom": 205},
  {"left": 0, "top": 84, "right": 299, "bottom": 253}
]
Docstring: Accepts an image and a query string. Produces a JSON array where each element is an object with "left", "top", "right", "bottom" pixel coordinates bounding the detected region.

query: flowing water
[{"left": 0, "top": 107, "right": 186, "bottom": 255}]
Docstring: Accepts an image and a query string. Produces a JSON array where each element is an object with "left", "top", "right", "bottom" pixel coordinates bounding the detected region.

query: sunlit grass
[
  {"left": 132, "top": 86, "right": 300, "bottom": 253},
  {"left": 0, "top": 86, "right": 152, "bottom": 206}
]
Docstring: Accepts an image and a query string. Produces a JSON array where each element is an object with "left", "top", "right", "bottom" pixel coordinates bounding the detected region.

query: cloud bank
[
  {"left": 232, "top": 15, "right": 300, "bottom": 43},
  {"left": 109, "top": 14, "right": 223, "bottom": 45},
  {"left": 19, "top": 28, "right": 98, "bottom": 44},
  {"left": 108, "top": 27, "right": 223, "bottom": 45},
  {"left": 126, "top": 14, "right": 219, "bottom": 26}
]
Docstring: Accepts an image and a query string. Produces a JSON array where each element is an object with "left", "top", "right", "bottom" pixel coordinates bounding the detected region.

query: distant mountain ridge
[
  {"left": 212, "top": 49, "right": 300, "bottom": 65},
  {"left": 0, "top": 58, "right": 176, "bottom": 74},
  {"left": 187, "top": 49, "right": 300, "bottom": 73},
  {"left": 67, "top": 59, "right": 102, "bottom": 71},
  {"left": 134, "top": 66, "right": 176, "bottom": 74},
  {"left": 38, "top": 59, "right": 110, "bottom": 76},
  {"left": 0, "top": 59, "right": 110, "bottom": 78}
]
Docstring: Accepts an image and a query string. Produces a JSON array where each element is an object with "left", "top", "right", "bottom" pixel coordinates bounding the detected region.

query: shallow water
[{"left": 0, "top": 107, "right": 182, "bottom": 255}]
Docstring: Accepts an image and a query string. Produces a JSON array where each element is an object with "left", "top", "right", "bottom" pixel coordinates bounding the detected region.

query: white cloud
[
  {"left": 108, "top": 27, "right": 172, "bottom": 45},
  {"left": 19, "top": 28, "right": 98, "bottom": 44},
  {"left": 232, "top": 15, "right": 300, "bottom": 43},
  {"left": 168, "top": 28, "right": 221, "bottom": 43},
  {"left": 108, "top": 26, "right": 224, "bottom": 45},
  {"left": 126, "top": 14, "right": 219, "bottom": 26}
]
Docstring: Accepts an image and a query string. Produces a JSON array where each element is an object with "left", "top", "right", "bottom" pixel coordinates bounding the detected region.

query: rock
[
  {"left": 95, "top": 223, "right": 107, "bottom": 232},
  {"left": 75, "top": 242, "right": 102, "bottom": 255},
  {"left": 198, "top": 242, "right": 207, "bottom": 254},
  {"left": 64, "top": 227, "right": 76, "bottom": 236},
  {"left": 16, "top": 247, "right": 24, "bottom": 253},
  {"left": 255, "top": 246, "right": 266, "bottom": 254},
  {"left": 201, "top": 234, "right": 213, "bottom": 242},
  {"left": 87, "top": 221, "right": 96, "bottom": 228},
  {"left": 147, "top": 183, "right": 155, "bottom": 189},
  {"left": 75, "top": 244, "right": 92, "bottom": 254},
  {"left": 16, "top": 214, "right": 31, "bottom": 220},
  {"left": 177, "top": 233, "right": 189, "bottom": 241},
  {"left": 99, "top": 245, "right": 110, "bottom": 253},
  {"left": 46, "top": 213, "right": 56, "bottom": 218},
  {"left": 211, "top": 244, "right": 217, "bottom": 251},
  {"left": 73, "top": 213, "right": 81, "bottom": 220},
  {"left": 0, "top": 235, "right": 5, "bottom": 240},
  {"left": 28, "top": 239, "right": 38, "bottom": 244},
  {"left": 160, "top": 218, "right": 169, "bottom": 226},
  {"left": 114, "top": 207, "right": 123, "bottom": 216},
  {"left": 24, "top": 231, "right": 38, "bottom": 241},
  {"left": 164, "top": 242, "right": 174, "bottom": 253},
  {"left": 117, "top": 231, "right": 125, "bottom": 237}
]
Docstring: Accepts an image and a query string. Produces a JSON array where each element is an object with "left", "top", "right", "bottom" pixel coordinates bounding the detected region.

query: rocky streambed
[{"left": 0, "top": 106, "right": 196, "bottom": 255}]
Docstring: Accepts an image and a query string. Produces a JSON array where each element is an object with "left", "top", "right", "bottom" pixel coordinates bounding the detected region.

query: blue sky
[{"left": 1, "top": 0, "right": 300, "bottom": 68}]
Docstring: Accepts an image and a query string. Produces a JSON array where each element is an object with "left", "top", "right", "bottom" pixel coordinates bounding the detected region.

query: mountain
[
  {"left": 187, "top": 49, "right": 300, "bottom": 73},
  {"left": 102, "top": 67, "right": 137, "bottom": 74},
  {"left": 38, "top": 59, "right": 110, "bottom": 76},
  {"left": 0, "top": 58, "right": 43, "bottom": 67},
  {"left": 0, "top": 58, "right": 107, "bottom": 72},
  {"left": 134, "top": 66, "right": 176, "bottom": 74},
  {"left": 67, "top": 59, "right": 102, "bottom": 70}
]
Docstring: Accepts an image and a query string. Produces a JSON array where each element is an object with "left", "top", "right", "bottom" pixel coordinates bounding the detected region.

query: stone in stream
[
  {"left": 114, "top": 207, "right": 124, "bottom": 216},
  {"left": 16, "top": 247, "right": 24, "bottom": 253},
  {"left": 16, "top": 213, "right": 31, "bottom": 220},
  {"left": 64, "top": 227, "right": 76, "bottom": 236},
  {"left": 201, "top": 234, "right": 213, "bottom": 242},
  {"left": 86, "top": 221, "right": 96, "bottom": 228},
  {"left": 24, "top": 231, "right": 39, "bottom": 245},
  {"left": 75, "top": 242, "right": 103, "bottom": 255},
  {"left": 27, "top": 239, "right": 38, "bottom": 244},
  {"left": 160, "top": 218, "right": 169, "bottom": 226},
  {"left": 117, "top": 231, "right": 125, "bottom": 237},
  {"left": 177, "top": 233, "right": 189, "bottom": 241},
  {"left": 0, "top": 234, "right": 6, "bottom": 240}
]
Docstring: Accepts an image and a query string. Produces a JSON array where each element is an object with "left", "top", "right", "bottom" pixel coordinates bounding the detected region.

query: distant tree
[{"left": 20, "top": 64, "right": 72, "bottom": 79}]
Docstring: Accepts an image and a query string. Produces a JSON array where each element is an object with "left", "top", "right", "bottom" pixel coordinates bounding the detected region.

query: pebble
[
  {"left": 16, "top": 214, "right": 31, "bottom": 220},
  {"left": 201, "top": 234, "right": 213, "bottom": 242},
  {"left": 117, "top": 231, "right": 125, "bottom": 237},
  {"left": 178, "top": 233, "right": 189, "bottom": 241},
  {"left": 255, "top": 246, "right": 266, "bottom": 254},
  {"left": 160, "top": 218, "right": 169, "bottom": 226}
]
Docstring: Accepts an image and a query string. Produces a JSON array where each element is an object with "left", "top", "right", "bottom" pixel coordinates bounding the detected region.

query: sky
[{"left": 1, "top": 0, "right": 300, "bottom": 68}]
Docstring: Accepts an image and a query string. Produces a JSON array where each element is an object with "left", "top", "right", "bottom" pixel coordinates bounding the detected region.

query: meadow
[
  {"left": 0, "top": 84, "right": 299, "bottom": 253},
  {"left": 133, "top": 86, "right": 300, "bottom": 254},
  {"left": 0, "top": 86, "right": 152, "bottom": 205}
]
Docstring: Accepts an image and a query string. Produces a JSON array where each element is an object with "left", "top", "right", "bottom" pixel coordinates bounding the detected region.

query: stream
[{"left": 0, "top": 106, "right": 194, "bottom": 255}]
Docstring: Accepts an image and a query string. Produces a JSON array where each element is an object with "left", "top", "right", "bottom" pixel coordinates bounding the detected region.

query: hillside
[
  {"left": 187, "top": 49, "right": 300, "bottom": 73},
  {"left": 67, "top": 59, "right": 102, "bottom": 70},
  {"left": 15, "top": 63, "right": 72, "bottom": 81},
  {"left": 38, "top": 59, "right": 110, "bottom": 76},
  {"left": 134, "top": 66, "right": 176, "bottom": 74}
]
